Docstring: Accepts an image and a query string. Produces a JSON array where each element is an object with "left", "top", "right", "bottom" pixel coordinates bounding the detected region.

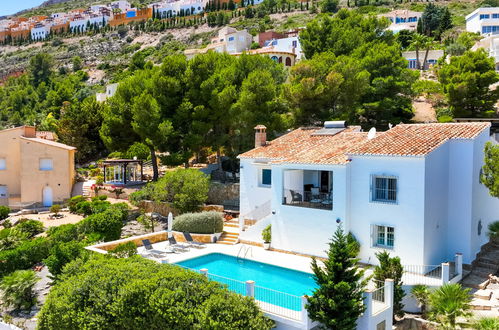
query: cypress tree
[
  {"left": 306, "top": 227, "right": 367, "bottom": 329},
  {"left": 373, "top": 251, "right": 405, "bottom": 320}
]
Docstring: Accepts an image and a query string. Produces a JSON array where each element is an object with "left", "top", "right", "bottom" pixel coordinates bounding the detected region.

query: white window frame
[
  {"left": 372, "top": 225, "right": 395, "bottom": 249},
  {"left": 258, "top": 167, "right": 272, "bottom": 188},
  {"left": 39, "top": 158, "right": 53, "bottom": 171},
  {"left": 0, "top": 158, "right": 5, "bottom": 170},
  {"left": 371, "top": 175, "right": 398, "bottom": 204}
]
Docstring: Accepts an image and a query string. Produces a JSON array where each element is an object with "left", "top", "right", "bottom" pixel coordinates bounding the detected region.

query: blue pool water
[{"left": 176, "top": 253, "right": 317, "bottom": 310}]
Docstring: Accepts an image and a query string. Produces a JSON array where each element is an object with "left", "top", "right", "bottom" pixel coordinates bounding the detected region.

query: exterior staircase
[
  {"left": 462, "top": 239, "right": 499, "bottom": 289},
  {"left": 470, "top": 287, "right": 498, "bottom": 311},
  {"left": 217, "top": 219, "right": 240, "bottom": 245}
]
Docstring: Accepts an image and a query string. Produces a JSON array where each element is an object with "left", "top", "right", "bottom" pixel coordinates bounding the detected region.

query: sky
[{"left": 0, "top": 0, "right": 45, "bottom": 16}]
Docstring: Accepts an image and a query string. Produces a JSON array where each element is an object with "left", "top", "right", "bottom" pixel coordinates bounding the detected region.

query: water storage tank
[{"left": 324, "top": 121, "right": 347, "bottom": 129}]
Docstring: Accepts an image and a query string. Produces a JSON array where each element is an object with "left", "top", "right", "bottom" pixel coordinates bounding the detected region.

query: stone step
[
  {"left": 470, "top": 298, "right": 494, "bottom": 311},
  {"left": 474, "top": 289, "right": 493, "bottom": 300},
  {"left": 225, "top": 223, "right": 239, "bottom": 228},
  {"left": 475, "top": 260, "right": 499, "bottom": 270},
  {"left": 472, "top": 267, "right": 495, "bottom": 277},
  {"left": 462, "top": 274, "right": 489, "bottom": 289}
]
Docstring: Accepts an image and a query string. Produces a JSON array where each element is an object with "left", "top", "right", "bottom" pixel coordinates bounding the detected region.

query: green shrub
[
  {"left": 129, "top": 187, "right": 153, "bottom": 205},
  {"left": 44, "top": 241, "right": 88, "bottom": 276},
  {"left": 37, "top": 256, "right": 273, "bottom": 329},
  {"left": 109, "top": 241, "right": 137, "bottom": 258},
  {"left": 438, "top": 115, "right": 453, "bottom": 123},
  {"left": 172, "top": 211, "right": 223, "bottom": 234},
  {"left": 47, "top": 224, "right": 79, "bottom": 243},
  {"left": 77, "top": 204, "right": 128, "bottom": 241},
  {"left": 13, "top": 219, "right": 44, "bottom": 238},
  {"left": 0, "top": 205, "right": 10, "bottom": 220},
  {"left": 68, "top": 195, "right": 87, "bottom": 213},
  {"left": 488, "top": 221, "right": 499, "bottom": 239},
  {"left": 262, "top": 224, "right": 271, "bottom": 243},
  {"left": 0, "top": 270, "right": 39, "bottom": 310},
  {"left": 472, "top": 317, "right": 499, "bottom": 330},
  {"left": 0, "top": 228, "right": 27, "bottom": 251},
  {"left": 50, "top": 204, "right": 61, "bottom": 215},
  {"left": 0, "top": 238, "right": 51, "bottom": 277}
]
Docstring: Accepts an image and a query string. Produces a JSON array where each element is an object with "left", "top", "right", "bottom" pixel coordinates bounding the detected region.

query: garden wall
[{"left": 207, "top": 182, "right": 239, "bottom": 205}]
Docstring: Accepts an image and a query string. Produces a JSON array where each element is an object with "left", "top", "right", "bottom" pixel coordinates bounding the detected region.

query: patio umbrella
[{"left": 167, "top": 212, "right": 173, "bottom": 238}]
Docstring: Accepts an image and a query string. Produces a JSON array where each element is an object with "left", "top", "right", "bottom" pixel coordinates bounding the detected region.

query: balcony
[{"left": 282, "top": 189, "right": 332, "bottom": 210}]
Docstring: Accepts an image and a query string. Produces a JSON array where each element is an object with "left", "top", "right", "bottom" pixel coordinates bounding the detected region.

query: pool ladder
[{"left": 237, "top": 245, "right": 252, "bottom": 262}]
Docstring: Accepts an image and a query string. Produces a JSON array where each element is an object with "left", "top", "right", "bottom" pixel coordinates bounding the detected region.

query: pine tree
[
  {"left": 306, "top": 227, "right": 367, "bottom": 329},
  {"left": 373, "top": 251, "right": 405, "bottom": 320}
]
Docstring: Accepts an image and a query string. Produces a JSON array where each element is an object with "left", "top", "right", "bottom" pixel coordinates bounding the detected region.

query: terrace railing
[
  {"left": 401, "top": 253, "right": 463, "bottom": 286},
  {"left": 282, "top": 189, "right": 333, "bottom": 210}
]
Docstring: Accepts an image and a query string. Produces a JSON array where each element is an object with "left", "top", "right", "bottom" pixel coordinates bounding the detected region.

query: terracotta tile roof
[
  {"left": 238, "top": 127, "right": 368, "bottom": 165},
  {"left": 348, "top": 122, "right": 490, "bottom": 157},
  {"left": 36, "top": 131, "right": 56, "bottom": 141},
  {"left": 239, "top": 122, "right": 490, "bottom": 164},
  {"left": 20, "top": 137, "right": 76, "bottom": 151}
]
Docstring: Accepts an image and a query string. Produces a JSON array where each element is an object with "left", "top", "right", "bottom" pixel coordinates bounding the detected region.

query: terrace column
[
  {"left": 301, "top": 296, "right": 312, "bottom": 330},
  {"left": 200, "top": 268, "right": 208, "bottom": 277},
  {"left": 455, "top": 253, "right": 463, "bottom": 276},
  {"left": 245, "top": 280, "right": 255, "bottom": 297},
  {"left": 441, "top": 262, "right": 450, "bottom": 284},
  {"left": 384, "top": 279, "right": 394, "bottom": 309}
]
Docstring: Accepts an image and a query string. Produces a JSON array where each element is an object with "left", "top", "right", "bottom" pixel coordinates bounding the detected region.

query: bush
[
  {"left": 47, "top": 224, "right": 79, "bottom": 243},
  {"left": 0, "top": 238, "right": 51, "bottom": 277},
  {"left": 77, "top": 204, "right": 128, "bottom": 241},
  {"left": 50, "top": 204, "right": 61, "bottom": 215},
  {"left": 68, "top": 195, "right": 87, "bottom": 213},
  {"left": 0, "top": 270, "right": 39, "bottom": 310},
  {"left": 172, "top": 211, "right": 223, "bottom": 234},
  {"left": 429, "top": 283, "right": 471, "bottom": 328},
  {"left": 109, "top": 241, "right": 137, "bottom": 258},
  {"left": 488, "top": 221, "right": 499, "bottom": 239},
  {"left": 472, "top": 317, "right": 499, "bottom": 330},
  {"left": 0, "top": 205, "right": 10, "bottom": 220},
  {"left": 44, "top": 241, "right": 88, "bottom": 276},
  {"left": 262, "top": 224, "right": 271, "bottom": 243},
  {"left": 13, "top": 219, "right": 44, "bottom": 238},
  {"left": 37, "top": 256, "right": 273, "bottom": 329}
]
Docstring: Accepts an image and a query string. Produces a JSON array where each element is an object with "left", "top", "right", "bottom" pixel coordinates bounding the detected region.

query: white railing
[
  {"left": 239, "top": 200, "right": 271, "bottom": 231},
  {"left": 401, "top": 253, "right": 463, "bottom": 286},
  {"left": 254, "top": 285, "right": 303, "bottom": 321}
]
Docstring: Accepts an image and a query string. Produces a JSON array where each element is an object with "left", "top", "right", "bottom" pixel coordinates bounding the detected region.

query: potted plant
[{"left": 262, "top": 224, "right": 271, "bottom": 250}]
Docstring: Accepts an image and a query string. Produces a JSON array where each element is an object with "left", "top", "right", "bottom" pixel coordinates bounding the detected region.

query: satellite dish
[
  {"left": 388, "top": 123, "right": 393, "bottom": 130},
  {"left": 367, "top": 127, "right": 376, "bottom": 140}
]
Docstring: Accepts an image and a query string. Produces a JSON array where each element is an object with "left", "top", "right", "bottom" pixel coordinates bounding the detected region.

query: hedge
[
  {"left": 77, "top": 203, "right": 129, "bottom": 241},
  {"left": 172, "top": 211, "right": 223, "bottom": 234},
  {"left": 0, "top": 238, "right": 51, "bottom": 277}
]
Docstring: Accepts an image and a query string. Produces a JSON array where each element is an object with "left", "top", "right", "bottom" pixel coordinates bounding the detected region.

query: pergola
[{"left": 102, "top": 159, "right": 144, "bottom": 185}]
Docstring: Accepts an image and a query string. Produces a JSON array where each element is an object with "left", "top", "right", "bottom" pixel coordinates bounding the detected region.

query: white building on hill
[
  {"left": 238, "top": 122, "right": 499, "bottom": 267},
  {"left": 466, "top": 7, "right": 499, "bottom": 35}
]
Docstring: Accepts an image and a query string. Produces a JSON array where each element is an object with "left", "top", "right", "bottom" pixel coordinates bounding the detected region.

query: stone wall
[
  {"left": 137, "top": 200, "right": 179, "bottom": 216},
  {"left": 207, "top": 182, "right": 239, "bottom": 205}
]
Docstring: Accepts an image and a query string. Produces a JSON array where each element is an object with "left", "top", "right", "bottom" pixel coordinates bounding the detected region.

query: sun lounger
[
  {"left": 168, "top": 236, "right": 190, "bottom": 252},
  {"left": 182, "top": 232, "right": 206, "bottom": 248},
  {"left": 141, "top": 239, "right": 174, "bottom": 256}
]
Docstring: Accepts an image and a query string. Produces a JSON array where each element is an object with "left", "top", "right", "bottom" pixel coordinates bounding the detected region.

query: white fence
[{"left": 401, "top": 253, "right": 463, "bottom": 286}]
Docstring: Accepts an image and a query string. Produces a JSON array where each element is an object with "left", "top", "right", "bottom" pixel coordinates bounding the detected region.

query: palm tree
[
  {"left": 429, "top": 283, "right": 471, "bottom": 329},
  {"left": 472, "top": 317, "right": 499, "bottom": 330},
  {"left": 410, "top": 33, "right": 428, "bottom": 70},
  {"left": 411, "top": 285, "right": 430, "bottom": 318},
  {"left": 0, "top": 270, "right": 39, "bottom": 310},
  {"left": 421, "top": 36, "right": 435, "bottom": 71}
]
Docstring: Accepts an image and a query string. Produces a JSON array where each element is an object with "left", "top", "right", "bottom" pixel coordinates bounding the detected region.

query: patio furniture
[
  {"left": 141, "top": 239, "right": 173, "bottom": 257},
  {"left": 168, "top": 236, "right": 190, "bottom": 252},
  {"left": 182, "top": 232, "right": 206, "bottom": 248},
  {"left": 310, "top": 187, "right": 322, "bottom": 203},
  {"left": 290, "top": 190, "right": 303, "bottom": 204}
]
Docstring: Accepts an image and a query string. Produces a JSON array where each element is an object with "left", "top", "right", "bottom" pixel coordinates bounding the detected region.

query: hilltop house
[
  {"left": 472, "top": 34, "right": 499, "bottom": 70},
  {"left": 238, "top": 122, "right": 499, "bottom": 267},
  {"left": 184, "top": 27, "right": 253, "bottom": 58},
  {"left": 379, "top": 10, "right": 422, "bottom": 33},
  {"left": 466, "top": 7, "right": 499, "bottom": 35},
  {"left": 402, "top": 49, "right": 444, "bottom": 70},
  {"left": 0, "top": 126, "right": 76, "bottom": 209}
]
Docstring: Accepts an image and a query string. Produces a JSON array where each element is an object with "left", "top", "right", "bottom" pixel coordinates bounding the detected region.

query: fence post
[
  {"left": 246, "top": 280, "right": 255, "bottom": 297},
  {"left": 384, "top": 279, "right": 394, "bottom": 307},
  {"left": 239, "top": 216, "right": 245, "bottom": 232},
  {"left": 200, "top": 268, "right": 208, "bottom": 277},
  {"left": 454, "top": 253, "right": 463, "bottom": 276},
  {"left": 301, "top": 296, "right": 310, "bottom": 329},
  {"left": 441, "top": 262, "right": 450, "bottom": 284}
]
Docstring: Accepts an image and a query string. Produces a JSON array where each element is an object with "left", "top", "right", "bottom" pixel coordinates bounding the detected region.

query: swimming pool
[{"left": 176, "top": 253, "right": 317, "bottom": 311}]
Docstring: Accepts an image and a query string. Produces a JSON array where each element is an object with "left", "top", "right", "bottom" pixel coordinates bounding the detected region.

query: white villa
[
  {"left": 238, "top": 122, "right": 499, "bottom": 267},
  {"left": 466, "top": 7, "right": 499, "bottom": 35}
]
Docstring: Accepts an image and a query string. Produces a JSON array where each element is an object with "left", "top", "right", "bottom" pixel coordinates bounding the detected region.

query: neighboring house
[
  {"left": 238, "top": 121, "right": 499, "bottom": 267},
  {"left": 184, "top": 27, "right": 253, "bottom": 58},
  {"left": 261, "top": 36, "right": 303, "bottom": 60},
  {"left": 232, "top": 48, "right": 297, "bottom": 66},
  {"left": 31, "top": 23, "right": 50, "bottom": 40},
  {"left": 379, "top": 10, "right": 422, "bottom": 32},
  {"left": 402, "top": 49, "right": 444, "bottom": 70},
  {"left": 466, "top": 7, "right": 499, "bottom": 35},
  {"left": 96, "top": 83, "right": 119, "bottom": 102},
  {"left": 0, "top": 126, "right": 76, "bottom": 209},
  {"left": 152, "top": 0, "right": 208, "bottom": 17},
  {"left": 472, "top": 34, "right": 499, "bottom": 70}
]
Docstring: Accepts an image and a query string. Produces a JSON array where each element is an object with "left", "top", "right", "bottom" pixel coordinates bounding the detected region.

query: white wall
[
  {"left": 239, "top": 159, "right": 272, "bottom": 217},
  {"left": 349, "top": 156, "right": 426, "bottom": 266},
  {"left": 423, "top": 144, "right": 449, "bottom": 265},
  {"left": 471, "top": 130, "right": 499, "bottom": 262}
]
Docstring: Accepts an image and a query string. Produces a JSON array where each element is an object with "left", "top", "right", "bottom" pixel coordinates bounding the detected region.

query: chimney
[
  {"left": 254, "top": 125, "right": 267, "bottom": 148},
  {"left": 23, "top": 126, "right": 36, "bottom": 138}
]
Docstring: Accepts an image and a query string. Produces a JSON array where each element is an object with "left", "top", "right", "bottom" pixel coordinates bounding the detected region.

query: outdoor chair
[
  {"left": 310, "top": 187, "right": 322, "bottom": 203},
  {"left": 141, "top": 239, "right": 174, "bottom": 257},
  {"left": 182, "top": 232, "right": 206, "bottom": 248},
  {"left": 290, "top": 190, "right": 303, "bottom": 204},
  {"left": 168, "top": 236, "right": 190, "bottom": 252}
]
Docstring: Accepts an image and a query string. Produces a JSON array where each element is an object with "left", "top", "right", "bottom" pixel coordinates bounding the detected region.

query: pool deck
[{"left": 138, "top": 241, "right": 316, "bottom": 274}]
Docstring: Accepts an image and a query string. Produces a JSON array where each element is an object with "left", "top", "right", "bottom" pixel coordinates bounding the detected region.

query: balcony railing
[{"left": 282, "top": 189, "right": 333, "bottom": 210}]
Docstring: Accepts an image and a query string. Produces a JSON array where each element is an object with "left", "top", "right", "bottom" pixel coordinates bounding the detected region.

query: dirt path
[{"left": 412, "top": 97, "right": 437, "bottom": 123}]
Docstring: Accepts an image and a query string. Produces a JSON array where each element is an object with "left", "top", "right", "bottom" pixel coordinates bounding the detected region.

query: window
[
  {"left": 39, "top": 158, "right": 53, "bottom": 171},
  {"left": 228, "top": 36, "right": 234, "bottom": 41},
  {"left": 374, "top": 225, "right": 394, "bottom": 249},
  {"left": 372, "top": 176, "right": 397, "bottom": 203},
  {"left": 0, "top": 158, "right": 5, "bottom": 170},
  {"left": 261, "top": 169, "right": 271, "bottom": 186},
  {"left": 292, "top": 40, "right": 297, "bottom": 48},
  {"left": 480, "top": 14, "right": 491, "bottom": 20},
  {"left": 493, "top": 13, "right": 499, "bottom": 19}
]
